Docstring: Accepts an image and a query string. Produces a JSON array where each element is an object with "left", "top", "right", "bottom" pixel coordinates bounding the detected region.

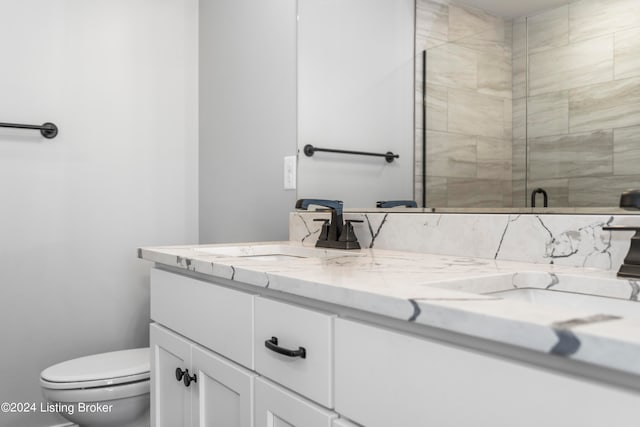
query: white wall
[
  {"left": 199, "top": 0, "right": 298, "bottom": 243},
  {"left": 297, "top": 0, "right": 415, "bottom": 208},
  {"left": 0, "top": 1, "right": 198, "bottom": 426}
]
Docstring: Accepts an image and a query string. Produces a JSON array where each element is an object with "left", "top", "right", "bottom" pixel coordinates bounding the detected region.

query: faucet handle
[
  {"left": 339, "top": 220, "right": 363, "bottom": 243},
  {"left": 313, "top": 218, "right": 330, "bottom": 241}
]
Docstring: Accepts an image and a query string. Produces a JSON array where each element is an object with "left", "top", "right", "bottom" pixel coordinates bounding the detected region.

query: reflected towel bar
[
  {"left": 0, "top": 121, "right": 58, "bottom": 139},
  {"left": 303, "top": 144, "right": 398, "bottom": 163}
]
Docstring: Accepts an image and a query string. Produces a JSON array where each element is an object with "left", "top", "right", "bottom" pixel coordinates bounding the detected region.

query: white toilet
[{"left": 40, "top": 348, "right": 150, "bottom": 427}]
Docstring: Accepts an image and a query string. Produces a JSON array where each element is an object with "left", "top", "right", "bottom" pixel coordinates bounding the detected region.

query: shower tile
[
  {"left": 478, "top": 48, "right": 511, "bottom": 98},
  {"left": 569, "top": 76, "right": 640, "bottom": 133},
  {"left": 614, "top": 125, "right": 640, "bottom": 175},
  {"left": 447, "top": 178, "right": 510, "bottom": 207},
  {"left": 527, "top": 91, "right": 569, "bottom": 138},
  {"left": 528, "top": 130, "right": 613, "bottom": 180},
  {"left": 448, "top": 4, "right": 501, "bottom": 43},
  {"left": 528, "top": 35, "right": 613, "bottom": 96},
  {"left": 568, "top": 175, "right": 640, "bottom": 206},
  {"left": 503, "top": 98, "right": 512, "bottom": 140},
  {"left": 448, "top": 89, "right": 504, "bottom": 138},
  {"left": 512, "top": 17, "right": 527, "bottom": 59},
  {"left": 416, "top": 0, "right": 449, "bottom": 47},
  {"left": 426, "top": 130, "right": 477, "bottom": 178},
  {"left": 512, "top": 55, "right": 526, "bottom": 100},
  {"left": 425, "top": 176, "right": 447, "bottom": 207},
  {"left": 615, "top": 27, "right": 640, "bottom": 80},
  {"left": 569, "top": 0, "right": 640, "bottom": 43},
  {"left": 426, "top": 84, "right": 447, "bottom": 132},
  {"left": 512, "top": 97, "right": 526, "bottom": 140},
  {"left": 512, "top": 138, "right": 526, "bottom": 183},
  {"left": 426, "top": 43, "right": 477, "bottom": 89},
  {"left": 477, "top": 137, "right": 512, "bottom": 180},
  {"left": 527, "top": 5, "right": 569, "bottom": 54}
]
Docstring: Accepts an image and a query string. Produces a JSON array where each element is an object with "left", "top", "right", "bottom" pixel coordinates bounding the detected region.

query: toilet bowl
[{"left": 40, "top": 348, "right": 150, "bottom": 427}]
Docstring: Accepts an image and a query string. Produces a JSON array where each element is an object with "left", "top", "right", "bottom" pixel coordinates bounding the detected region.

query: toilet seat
[{"left": 41, "top": 348, "right": 149, "bottom": 390}]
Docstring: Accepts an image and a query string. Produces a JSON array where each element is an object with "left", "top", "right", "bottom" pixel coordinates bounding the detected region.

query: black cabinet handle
[
  {"left": 175, "top": 368, "right": 186, "bottom": 382},
  {"left": 265, "top": 336, "right": 306, "bottom": 359},
  {"left": 183, "top": 369, "right": 197, "bottom": 387}
]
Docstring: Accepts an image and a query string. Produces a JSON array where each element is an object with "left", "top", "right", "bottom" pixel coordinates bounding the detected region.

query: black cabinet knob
[
  {"left": 175, "top": 367, "right": 186, "bottom": 382},
  {"left": 183, "top": 369, "right": 197, "bottom": 387}
]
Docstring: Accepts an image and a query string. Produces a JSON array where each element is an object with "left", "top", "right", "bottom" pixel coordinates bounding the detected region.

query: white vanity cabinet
[
  {"left": 149, "top": 267, "right": 640, "bottom": 427},
  {"left": 150, "top": 324, "right": 256, "bottom": 427},
  {"left": 334, "top": 318, "right": 640, "bottom": 427}
]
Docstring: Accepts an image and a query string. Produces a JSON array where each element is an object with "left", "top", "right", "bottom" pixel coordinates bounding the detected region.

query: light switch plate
[{"left": 284, "top": 155, "right": 296, "bottom": 190}]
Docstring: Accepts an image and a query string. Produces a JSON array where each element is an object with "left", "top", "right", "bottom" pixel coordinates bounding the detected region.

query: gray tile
[
  {"left": 614, "top": 125, "right": 640, "bottom": 175},
  {"left": 448, "top": 89, "right": 504, "bottom": 138},
  {"left": 447, "top": 178, "right": 511, "bottom": 207},
  {"left": 512, "top": 138, "right": 526, "bottom": 182},
  {"left": 512, "top": 97, "right": 526, "bottom": 140},
  {"left": 426, "top": 43, "right": 477, "bottom": 90},
  {"left": 503, "top": 98, "right": 512, "bottom": 140},
  {"left": 512, "top": 55, "right": 526, "bottom": 100},
  {"left": 527, "top": 91, "right": 569, "bottom": 138},
  {"left": 426, "top": 84, "right": 447, "bottom": 131},
  {"left": 569, "top": 76, "right": 640, "bottom": 133},
  {"left": 528, "top": 5, "right": 569, "bottom": 54},
  {"left": 615, "top": 27, "right": 640, "bottom": 80},
  {"left": 478, "top": 48, "right": 512, "bottom": 99},
  {"left": 425, "top": 176, "right": 447, "bottom": 207},
  {"left": 477, "top": 137, "right": 512, "bottom": 180},
  {"left": 569, "top": 0, "right": 640, "bottom": 43},
  {"left": 528, "top": 130, "right": 613, "bottom": 180},
  {"left": 426, "top": 130, "right": 477, "bottom": 178},
  {"left": 416, "top": 0, "right": 448, "bottom": 47},
  {"left": 529, "top": 35, "right": 614, "bottom": 96},
  {"left": 512, "top": 17, "right": 527, "bottom": 59},
  {"left": 448, "top": 3, "right": 501, "bottom": 43},
  {"left": 568, "top": 175, "right": 640, "bottom": 207}
]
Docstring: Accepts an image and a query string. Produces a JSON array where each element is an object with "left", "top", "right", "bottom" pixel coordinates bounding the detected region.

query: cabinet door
[
  {"left": 192, "top": 345, "right": 256, "bottom": 427},
  {"left": 254, "top": 378, "right": 336, "bottom": 427},
  {"left": 150, "top": 324, "right": 192, "bottom": 427}
]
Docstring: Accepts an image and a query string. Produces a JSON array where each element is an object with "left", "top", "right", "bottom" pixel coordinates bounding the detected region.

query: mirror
[{"left": 297, "top": 0, "right": 640, "bottom": 210}]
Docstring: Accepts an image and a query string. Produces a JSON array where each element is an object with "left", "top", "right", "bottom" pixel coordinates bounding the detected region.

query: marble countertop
[{"left": 139, "top": 242, "right": 640, "bottom": 377}]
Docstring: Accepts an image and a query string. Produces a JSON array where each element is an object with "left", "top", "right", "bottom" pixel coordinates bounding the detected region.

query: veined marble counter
[{"left": 139, "top": 242, "right": 640, "bottom": 379}]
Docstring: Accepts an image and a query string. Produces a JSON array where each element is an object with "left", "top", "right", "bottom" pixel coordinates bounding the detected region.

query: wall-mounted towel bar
[
  {"left": 303, "top": 144, "right": 399, "bottom": 163},
  {"left": 0, "top": 121, "right": 58, "bottom": 139}
]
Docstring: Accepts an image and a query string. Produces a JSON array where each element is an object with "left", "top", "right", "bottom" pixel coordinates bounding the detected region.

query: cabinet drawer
[
  {"left": 254, "top": 297, "right": 335, "bottom": 408},
  {"left": 335, "top": 318, "right": 640, "bottom": 427},
  {"left": 150, "top": 268, "right": 254, "bottom": 369}
]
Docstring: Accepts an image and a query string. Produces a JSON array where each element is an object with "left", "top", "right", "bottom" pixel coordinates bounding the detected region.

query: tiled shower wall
[
  {"left": 415, "top": 0, "right": 513, "bottom": 207},
  {"left": 514, "top": 0, "right": 640, "bottom": 207},
  {"left": 416, "top": 0, "right": 640, "bottom": 208}
]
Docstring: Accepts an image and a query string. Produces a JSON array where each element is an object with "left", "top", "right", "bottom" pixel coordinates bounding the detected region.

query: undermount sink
[
  {"left": 194, "top": 244, "right": 360, "bottom": 261},
  {"left": 487, "top": 288, "right": 639, "bottom": 320}
]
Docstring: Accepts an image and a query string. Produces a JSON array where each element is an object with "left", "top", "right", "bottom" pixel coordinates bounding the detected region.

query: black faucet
[
  {"left": 530, "top": 188, "right": 548, "bottom": 207},
  {"left": 295, "top": 199, "right": 361, "bottom": 249}
]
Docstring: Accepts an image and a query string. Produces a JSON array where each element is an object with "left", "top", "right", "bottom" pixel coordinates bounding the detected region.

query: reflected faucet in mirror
[
  {"left": 530, "top": 188, "right": 548, "bottom": 208},
  {"left": 295, "top": 199, "right": 362, "bottom": 250}
]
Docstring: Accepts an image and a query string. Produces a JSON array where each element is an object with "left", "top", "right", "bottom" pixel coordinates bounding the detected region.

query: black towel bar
[
  {"left": 303, "top": 144, "right": 398, "bottom": 163},
  {"left": 0, "top": 121, "right": 58, "bottom": 139}
]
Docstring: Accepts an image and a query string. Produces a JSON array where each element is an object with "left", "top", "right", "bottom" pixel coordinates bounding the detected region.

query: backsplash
[{"left": 289, "top": 212, "right": 640, "bottom": 272}]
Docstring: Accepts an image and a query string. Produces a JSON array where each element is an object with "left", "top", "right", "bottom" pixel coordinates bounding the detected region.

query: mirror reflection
[
  {"left": 297, "top": 0, "right": 640, "bottom": 210},
  {"left": 418, "top": 0, "right": 640, "bottom": 208}
]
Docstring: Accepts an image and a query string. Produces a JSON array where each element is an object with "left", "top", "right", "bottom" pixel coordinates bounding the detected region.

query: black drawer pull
[{"left": 265, "top": 336, "right": 306, "bottom": 359}]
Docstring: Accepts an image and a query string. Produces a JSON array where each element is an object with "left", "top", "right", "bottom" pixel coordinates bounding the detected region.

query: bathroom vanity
[{"left": 140, "top": 236, "right": 640, "bottom": 427}]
